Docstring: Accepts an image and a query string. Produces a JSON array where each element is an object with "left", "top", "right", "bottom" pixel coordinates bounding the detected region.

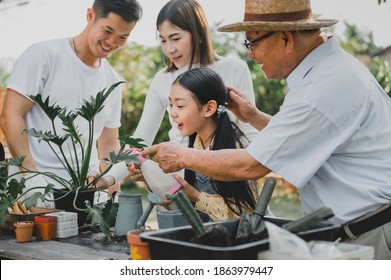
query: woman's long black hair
[{"left": 173, "top": 68, "right": 256, "bottom": 215}]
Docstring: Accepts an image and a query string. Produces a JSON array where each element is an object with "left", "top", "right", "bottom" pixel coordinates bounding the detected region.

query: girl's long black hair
[{"left": 173, "top": 68, "right": 256, "bottom": 215}]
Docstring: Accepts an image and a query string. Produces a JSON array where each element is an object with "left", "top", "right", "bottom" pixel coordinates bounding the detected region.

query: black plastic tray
[{"left": 140, "top": 217, "right": 341, "bottom": 260}]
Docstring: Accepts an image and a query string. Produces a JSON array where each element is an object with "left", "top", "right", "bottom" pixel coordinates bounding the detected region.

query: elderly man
[{"left": 143, "top": 0, "right": 391, "bottom": 259}]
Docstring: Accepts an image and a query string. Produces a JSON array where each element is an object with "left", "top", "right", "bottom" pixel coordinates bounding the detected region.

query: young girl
[{"left": 169, "top": 67, "right": 260, "bottom": 221}]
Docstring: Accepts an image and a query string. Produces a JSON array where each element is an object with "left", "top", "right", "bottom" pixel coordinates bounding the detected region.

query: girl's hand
[
  {"left": 128, "top": 162, "right": 146, "bottom": 183},
  {"left": 172, "top": 174, "right": 200, "bottom": 202}
]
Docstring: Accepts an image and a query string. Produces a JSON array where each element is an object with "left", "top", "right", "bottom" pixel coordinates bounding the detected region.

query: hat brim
[{"left": 218, "top": 19, "right": 338, "bottom": 32}]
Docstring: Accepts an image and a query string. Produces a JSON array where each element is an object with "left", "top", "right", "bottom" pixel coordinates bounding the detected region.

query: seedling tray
[{"left": 140, "top": 217, "right": 341, "bottom": 260}]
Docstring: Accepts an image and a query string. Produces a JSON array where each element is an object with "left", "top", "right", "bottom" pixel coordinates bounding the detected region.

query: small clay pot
[
  {"left": 127, "top": 229, "right": 153, "bottom": 260},
  {"left": 34, "top": 216, "right": 57, "bottom": 241},
  {"left": 14, "top": 221, "right": 34, "bottom": 243}
]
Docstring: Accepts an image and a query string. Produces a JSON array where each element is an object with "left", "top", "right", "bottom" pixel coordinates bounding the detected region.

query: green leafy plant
[{"left": 0, "top": 81, "right": 146, "bottom": 239}]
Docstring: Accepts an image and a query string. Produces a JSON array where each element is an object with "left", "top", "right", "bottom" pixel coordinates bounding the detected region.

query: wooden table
[{"left": 0, "top": 228, "right": 130, "bottom": 260}]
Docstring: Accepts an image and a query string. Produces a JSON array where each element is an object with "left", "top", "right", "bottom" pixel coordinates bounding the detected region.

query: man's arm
[
  {"left": 0, "top": 89, "right": 37, "bottom": 171},
  {"left": 97, "top": 127, "right": 120, "bottom": 194},
  {"left": 143, "top": 142, "right": 270, "bottom": 181}
]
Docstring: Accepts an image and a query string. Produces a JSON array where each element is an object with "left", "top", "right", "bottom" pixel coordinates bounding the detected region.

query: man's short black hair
[{"left": 93, "top": 0, "right": 142, "bottom": 22}]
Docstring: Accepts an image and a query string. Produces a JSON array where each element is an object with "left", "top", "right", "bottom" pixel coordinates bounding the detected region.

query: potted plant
[
  {"left": 14, "top": 220, "right": 34, "bottom": 243},
  {"left": 0, "top": 81, "right": 146, "bottom": 239}
]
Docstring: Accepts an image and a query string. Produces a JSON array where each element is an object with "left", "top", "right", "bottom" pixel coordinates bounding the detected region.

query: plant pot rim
[
  {"left": 14, "top": 221, "right": 34, "bottom": 226},
  {"left": 127, "top": 229, "right": 155, "bottom": 244},
  {"left": 34, "top": 216, "right": 57, "bottom": 223}
]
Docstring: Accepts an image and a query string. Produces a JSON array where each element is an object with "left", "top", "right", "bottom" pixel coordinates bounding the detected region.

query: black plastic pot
[
  {"left": 53, "top": 189, "right": 95, "bottom": 227},
  {"left": 140, "top": 217, "right": 341, "bottom": 260}
]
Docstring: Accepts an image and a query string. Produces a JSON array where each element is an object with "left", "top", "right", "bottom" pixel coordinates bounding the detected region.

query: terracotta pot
[
  {"left": 127, "top": 229, "right": 153, "bottom": 260},
  {"left": 14, "top": 221, "right": 34, "bottom": 243},
  {"left": 34, "top": 216, "right": 57, "bottom": 241}
]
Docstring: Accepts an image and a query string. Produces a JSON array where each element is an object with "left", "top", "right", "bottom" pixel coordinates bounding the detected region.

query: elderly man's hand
[
  {"left": 227, "top": 87, "right": 271, "bottom": 131},
  {"left": 142, "top": 142, "right": 185, "bottom": 173},
  {"left": 226, "top": 87, "right": 258, "bottom": 123}
]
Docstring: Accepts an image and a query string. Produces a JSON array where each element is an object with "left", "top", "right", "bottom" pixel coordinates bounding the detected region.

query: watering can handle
[{"left": 253, "top": 177, "right": 276, "bottom": 218}]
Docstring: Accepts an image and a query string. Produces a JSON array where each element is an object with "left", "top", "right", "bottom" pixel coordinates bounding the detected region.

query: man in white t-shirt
[
  {"left": 0, "top": 0, "right": 142, "bottom": 205},
  {"left": 143, "top": 0, "right": 391, "bottom": 259}
]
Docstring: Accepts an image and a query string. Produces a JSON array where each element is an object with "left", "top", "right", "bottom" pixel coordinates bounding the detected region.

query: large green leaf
[
  {"left": 101, "top": 199, "right": 119, "bottom": 228},
  {"left": 7, "top": 178, "right": 26, "bottom": 199},
  {"left": 58, "top": 111, "right": 82, "bottom": 143},
  {"left": 86, "top": 203, "right": 112, "bottom": 240},
  {"left": 28, "top": 94, "right": 64, "bottom": 121},
  {"left": 101, "top": 149, "right": 140, "bottom": 166},
  {"left": 0, "top": 199, "right": 10, "bottom": 225},
  {"left": 22, "top": 193, "right": 45, "bottom": 209},
  {"left": 22, "top": 128, "right": 69, "bottom": 146},
  {"left": 77, "top": 81, "right": 125, "bottom": 121},
  {"left": 119, "top": 136, "right": 148, "bottom": 149},
  {"left": 1, "top": 156, "right": 25, "bottom": 167}
]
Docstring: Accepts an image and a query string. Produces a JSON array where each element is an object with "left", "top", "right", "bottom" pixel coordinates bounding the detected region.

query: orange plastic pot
[
  {"left": 34, "top": 216, "right": 57, "bottom": 241},
  {"left": 14, "top": 221, "right": 34, "bottom": 243},
  {"left": 127, "top": 230, "right": 153, "bottom": 260}
]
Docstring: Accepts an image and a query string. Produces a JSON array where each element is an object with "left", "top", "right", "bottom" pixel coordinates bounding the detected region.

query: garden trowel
[{"left": 236, "top": 177, "right": 276, "bottom": 243}]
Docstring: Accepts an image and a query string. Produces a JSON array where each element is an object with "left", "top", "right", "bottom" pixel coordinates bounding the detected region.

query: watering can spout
[{"left": 135, "top": 192, "right": 164, "bottom": 230}]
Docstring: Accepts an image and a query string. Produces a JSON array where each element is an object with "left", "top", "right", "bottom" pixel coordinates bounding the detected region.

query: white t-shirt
[
  {"left": 7, "top": 38, "right": 122, "bottom": 187},
  {"left": 133, "top": 55, "right": 258, "bottom": 146},
  {"left": 247, "top": 37, "right": 391, "bottom": 223}
]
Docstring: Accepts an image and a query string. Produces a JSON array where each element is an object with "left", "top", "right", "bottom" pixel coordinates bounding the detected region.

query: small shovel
[
  {"left": 282, "top": 207, "right": 334, "bottom": 233},
  {"left": 236, "top": 177, "right": 276, "bottom": 243}
]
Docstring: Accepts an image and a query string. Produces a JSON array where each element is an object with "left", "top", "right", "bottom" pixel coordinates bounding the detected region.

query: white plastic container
[
  {"left": 307, "top": 241, "right": 375, "bottom": 260},
  {"left": 137, "top": 155, "right": 182, "bottom": 202}
]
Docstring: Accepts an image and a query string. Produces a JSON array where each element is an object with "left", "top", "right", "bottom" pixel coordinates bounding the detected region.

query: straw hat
[{"left": 218, "top": 0, "right": 338, "bottom": 32}]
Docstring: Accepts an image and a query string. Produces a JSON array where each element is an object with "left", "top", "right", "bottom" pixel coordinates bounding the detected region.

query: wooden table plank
[
  {"left": 0, "top": 229, "right": 130, "bottom": 260},
  {"left": 0, "top": 239, "right": 129, "bottom": 260}
]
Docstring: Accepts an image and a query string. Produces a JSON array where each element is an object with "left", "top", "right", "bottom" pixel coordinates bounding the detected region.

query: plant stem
[{"left": 79, "top": 119, "right": 95, "bottom": 189}]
